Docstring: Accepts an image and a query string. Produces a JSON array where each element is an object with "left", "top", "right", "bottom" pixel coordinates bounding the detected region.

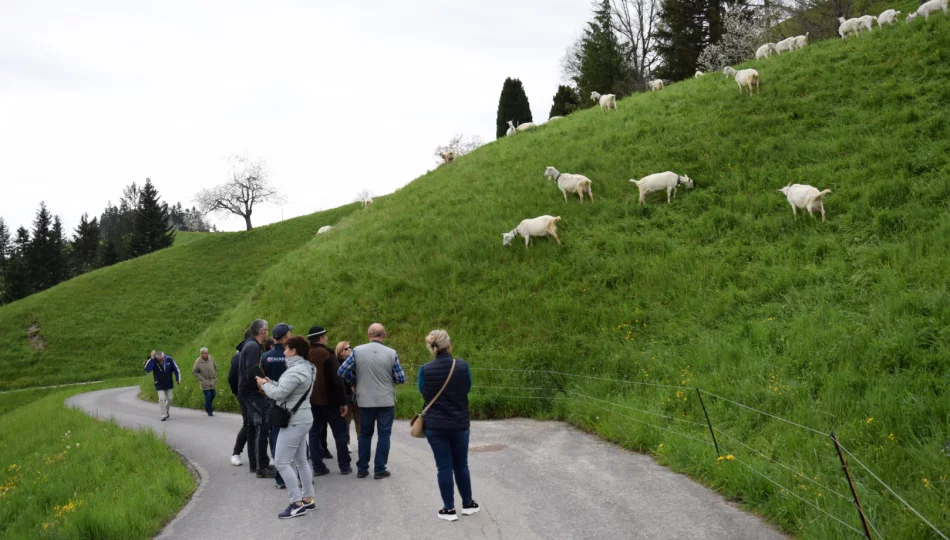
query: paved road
[{"left": 67, "top": 387, "right": 785, "bottom": 540}]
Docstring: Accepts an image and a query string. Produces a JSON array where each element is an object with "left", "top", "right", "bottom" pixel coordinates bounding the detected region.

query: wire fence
[{"left": 406, "top": 363, "right": 948, "bottom": 539}]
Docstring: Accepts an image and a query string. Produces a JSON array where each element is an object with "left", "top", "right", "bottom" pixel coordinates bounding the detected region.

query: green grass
[
  {"left": 774, "top": 0, "right": 921, "bottom": 38},
  {"left": 0, "top": 379, "right": 196, "bottom": 539},
  {"left": 10, "top": 13, "right": 950, "bottom": 539},
  {"left": 0, "top": 204, "right": 359, "bottom": 390}
]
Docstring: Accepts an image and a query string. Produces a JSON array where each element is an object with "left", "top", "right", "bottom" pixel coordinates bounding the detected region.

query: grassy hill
[
  {"left": 4, "top": 12, "right": 950, "bottom": 539},
  {"left": 0, "top": 203, "right": 359, "bottom": 390}
]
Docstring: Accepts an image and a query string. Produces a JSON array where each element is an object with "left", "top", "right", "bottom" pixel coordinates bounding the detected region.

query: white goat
[
  {"left": 732, "top": 68, "right": 760, "bottom": 95},
  {"left": 630, "top": 171, "right": 694, "bottom": 205},
  {"left": 544, "top": 166, "right": 593, "bottom": 203},
  {"left": 858, "top": 15, "right": 878, "bottom": 31},
  {"left": 649, "top": 79, "right": 665, "bottom": 91},
  {"left": 439, "top": 151, "right": 456, "bottom": 164},
  {"left": 516, "top": 122, "right": 536, "bottom": 132},
  {"left": 502, "top": 215, "right": 561, "bottom": 248},
  {"left": 506, "top": 120, "right": 516, "bottom": 136},
  {"left": 793, "top": 33, "right": 810, "bottom": 49},
  {"left": 756, "top": 43, "right": 776, "bottom": 59},
  {"left": 913, "top": 0, "right": 948, "bottom": 20},
  {"left": 360, "top": 197, "right": 374, "bottom": 208},
  {"left": 907, "top": 11, "right": 919, "bottom": 22},
  {"left": 695, "top": 70, "right": 704, "bottom": 78},
  {"left": 549, "top": 116, "right": 563, "bottom": 121},
  {"left": 878, "top": 9, "right": 901, "bottom": 26},
  {"left": 317, "top": 225, "right": 333, "bottom": 235},
  {"left": 590, "top": 91, "right": 617, "bottom": 111},
  {"left": 723, "top": 66, "right": 737, "bottom": 78},
  {"left": 774, "top": 37, "right": 796, "bottom": 54},
  {"left": 838, "top": 16, "right": 862, "bottom": 38},
  {"left": 778, "top": 183, "right": 832, "bottom": 221}
]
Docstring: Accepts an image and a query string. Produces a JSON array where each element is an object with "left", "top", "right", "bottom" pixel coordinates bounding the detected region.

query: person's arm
[
  {"left": 192, "top": 359, "right": 201, "bottom": 378},
  {"left": 171, "top": 359, "right": 181, "bottom": 383},
  {"left": 338, "top": 352, "right": 356, "bottom": 384},
  {"left": 417, "top": 365, "right": 425, "bottom": 394},
  {"left": 392, "top": 354, "right": 407, "bottom": 384},
  {"left": 261, "top": 370, "right": 302, "bottom": 401},
  {"left": 211, "top": 357, "right": 217, "bottom": 378},
  {"left": 144, "top": 358, "right": 155, "bottom": 373},
  {"left": 244, "top": 344, "right": 264, "bottom": 381}
]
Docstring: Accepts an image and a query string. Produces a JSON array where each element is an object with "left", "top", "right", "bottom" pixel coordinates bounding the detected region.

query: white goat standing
[
  {"left": 756, "top": 43, "right": 776, "bottom": 59},
  {"left": 439, "top": 151, "right": 456, "bottom": 164},
  {"left": 360, "top": 197, "right": 374, "bottom": 208},
  {"left": 878, "top": 9, "right": 901, "bottom": 26},
  {"left": 695, "top": 70, "right": 704, "bottom": 78},
  {"left": 723, "top": 66, "right": 737, "bottom": 78},
  {"left": 777, "top": 183, "right": 832, "bottom": 221},
  {"left": 630, "top": 171, "right": 694, "bottom": 205},
  {"left": 732, "top": 68, "right": 760, "bottom": 95},
  {"left": 649, "top": 79, "right": 665, "bottom": 91},
  {"left": 913, "top": 0, "right": 948, "bottom": 20},
  {"left": 838, "top": 16, "right": 862, "bottom": 38},
  {"left": 774, "top": 37, "right": 796, "bottom": 54},
  {"left": 506, "top": 120, "right": 516, "bottom": 136},
  {"left": 317, "top": 225, "right": 333, "bottom": 234},
  {"left": 590, "top": 91, "right": 617, "bottom": 111},
  {"left": 858, "top": 15, "right": 878, "bottom": 32},
  {"left": 793, "top": 33, "right": 810, "bottom": 49},
  {"left": 502, "top": 215, "right": 561, "bottom": 248},
  {"left": 544, "top": 166, "right": 594, "bottom": 203}
]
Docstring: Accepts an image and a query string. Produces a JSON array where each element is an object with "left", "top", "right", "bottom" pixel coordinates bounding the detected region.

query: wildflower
[
  {"left": 923, "top": 478, "right": 931, "bottom": 488},
  {"left": 725, "top": 455, "right": 735, "bottom": 461},
  {"left": 767, "top": 317, "right": 773, "bottom": 321},
  {"left": 888, "top": 433, "right": 896, "bottom": 441},
  {"left": 866, "top": 417, "right": 874, "bottom": 424},
  {"left": 75, "top": 443, "right": 80, "bottom": 447},
  {"left": 818, "top": 493, "right": 823, "bottom": 497},
  {"left": 717, "top": 456, "right": 724, "bottom": 462}
]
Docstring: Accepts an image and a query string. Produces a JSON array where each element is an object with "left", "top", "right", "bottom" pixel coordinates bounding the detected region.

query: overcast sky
[{"left": 1, "top": 0, "right": 592, "bottom": 234}]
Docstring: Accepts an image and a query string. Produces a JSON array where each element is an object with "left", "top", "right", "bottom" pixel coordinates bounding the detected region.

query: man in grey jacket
[{"left": 338, "top": 323, "right": 407, "bottom": 479}]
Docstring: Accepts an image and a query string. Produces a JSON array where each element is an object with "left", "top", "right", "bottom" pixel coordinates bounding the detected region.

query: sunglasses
[{"left": 344, "top": 346, "right": 351, "bottom": 350}]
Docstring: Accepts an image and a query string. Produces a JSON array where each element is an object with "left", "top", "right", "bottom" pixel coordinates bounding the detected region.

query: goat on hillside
[
  {"left": 777, "top": 183, "right": 832, "bottom": 221},
  {"left": 544, "top": 167, "right": 593, "bottom": 203},
  {"left": 590, "top": 91, "right": 617, "bottom": 111},
  {"left": 630, "top": 171, "right": 694, "bottom": 205},
  {"left": 502, "top": 215, "right": 561, "bottom": 248},
  {"left": 878, "top": 9, "right": 901, "bottom": 26}
]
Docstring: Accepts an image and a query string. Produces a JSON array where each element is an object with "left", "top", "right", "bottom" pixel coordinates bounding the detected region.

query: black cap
[
  {"left": 272, "top": 323, "right": 293, "bottom": 339},
  {"left": 307, "top": 326, "right": 326, "bottom": 339}
]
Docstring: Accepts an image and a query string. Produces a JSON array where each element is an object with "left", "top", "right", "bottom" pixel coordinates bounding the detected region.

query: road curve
[{"left": 67, "top": 387, "right": 784, "bottom": 540}]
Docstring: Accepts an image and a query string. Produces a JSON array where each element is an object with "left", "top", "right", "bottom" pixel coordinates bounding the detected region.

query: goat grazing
[
  {"left": 590, "top": 91, "right": 617, "bottom": 111},
  {"left": 774, "top": 37, "right": 796, "bottom": 54},
  {"left": 439, "top": 151, "right": 456, "bottom": 164},
  {"left": 858, "top": 14, "right": 878, "bottom": 31},
  {"left": 360, "top": 197, "right": 374, "bottom": 208},
  {"left": 731, "top": 68, "right": 760, "bottom": 95},
  {"left": 630, "top": 171, "right": 694, "bottom": 205},
  {"left": 506, "top": 120, "right": 516, "bottom": 136},
  {"left": 777, "top": 183, "right": 832, "bottom": 221},
  {"left": 793, "top": 33, "right": 810, "bottom": 49},
  {"left": 756, "top": 43, "right": 776, "bottom": 59},
  {"left": 878, "top": 9, "right": 901, "bottom": 26},
  {"left": 502, "top": 215, "right": 561, "bottom": 248},
  {"left": 549, "top": 116, "right": 563, "bottom": 121},
  {"left": 723, "top": 66, "right": 737, "bottom": 78},
  {"left": 695, "top": 70, "right": 704, "bottom": 78},
  {"left": 912, "top": 0, "right": 948, "bottom": 20},
  {"left": 649, "top": 79, "right": 665, "bottom": 91},
  {"left": 516, "top": 122, "right": 536, "bottom": 132},
  {"left": 544, "top": 166, "right": 594, "bottom": 203},
  {"left": 317, "top": 225, "right": 333, "bottom": 234}
]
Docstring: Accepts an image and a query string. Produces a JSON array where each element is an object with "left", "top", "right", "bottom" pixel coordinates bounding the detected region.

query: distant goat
[
  {"left": 649, "top": 79, "right": 665, "bottom": 91},
  {"left": 590, "top": 91, "right": 617, "bottom": 111},
  {"left": 911, "top": 0, "right": 948, "bottom": 20},
  {"left": 502, "top": 215, "right": 562, "bottom": 248},
  {"left": 360, "top": 197, "right": 374, "bottom": 208},
  {"left": 838, "top": 16, "right": 862, "bottom": 38},
  {"left": 516, "top": 122, "right": 536, "bottom": 132},
  {"left": 506, "top": 120, "right": 516, "bottom": 136},
  {"left": 792, "top": 33, "right": 810, "bottom": 49},
  {"left": 630, "top": 171, "right": 694, "bottom": 205},
  {"left": 774, "top": 37, "right": 796, "bottom": 54},
  {"left": 878, "top": 9, "right": 901, "bottom": 26},
  {"left": 695, "top": 70, "right": 704, "bottom": 78},
  {"left": 544, "top": 166, "right": 593, "bottom": 203},
  {"left": 439, "top": 151, "right": 456, "bottom": 164},
  {"left": 730, "top": 68, "right": 760, "bottom": 95},
  {"left": 549, "top": 116, "right": 563, "bottom": 121},
  {"left": 777, "top": 183, "right": 832, "bottom": 221},
  {"left": 756, "top": 43, "right": 776, "bottom": 59},
  {"left": 857, "top": 14, "right": 878, "bottom": 31},
  {"left": 317, "top": 225, "right": 333, "bottom": 234}
]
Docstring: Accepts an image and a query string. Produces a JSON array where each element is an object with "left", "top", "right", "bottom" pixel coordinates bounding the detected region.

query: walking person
[
  {"left": 338, "top": 323, "right": 406, "bottom": 479},
  {"left": 262, "top": 323, "right": 292, "bottom": 489},
  {"left": 238, "top": 319, "right": 276, "bottom": 479},
  {"left": 336, "top": 341, "right": 360, "bottom": 446},
  {"left": 306, "top": 326, "right": 351, "bottom": 475},
  {"left": 144, "top": 350, "right": 180, "bottom": 421},
  {"left": 417, "top": 330, "right": 479, "bottom": 521},
  {"left": 192, "top": 347, "right": 218, "bottom": 416},
  {"left": 229, "top": 329, "right": 253, "bottom": 466},
  {"left": 257, "top": 336, "right": 317, "bottom": 519}
]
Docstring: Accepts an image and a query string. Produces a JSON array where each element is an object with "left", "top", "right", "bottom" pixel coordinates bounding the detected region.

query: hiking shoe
[
  {"left": 438, "top": 508, "right": 458, "bottom": 522},
  {"left": 374, "top": 471, "right": 391, "bottom": 480},
  {"left": 302, "top": 500, "right": 316, "bottom": 512},
  {"left": 357, "top": 471, "right": 369, "bottom": 479},
  {"left": 340, "top": 466, "right": 352, "bottom": 475},
  {"left": 160, "top": 416, "right": 168, "bottom": 421},
  {"left": 278, "top": 502, "right": 308, "bottom": 519},
  {"left": 324, "top": 449, "right": 333, "bottom": 459},
  {"left": 230, "top": 455, "right": 242, "bottom": 466},
  {"left": 313, "top": 468, "right": 330, "bottom": 477},
  {"left": 257, "top": 466, "right": 276, "bottom": 479},
  {"left": 462, "top": 501, "right": 480, "bottom": 515}
]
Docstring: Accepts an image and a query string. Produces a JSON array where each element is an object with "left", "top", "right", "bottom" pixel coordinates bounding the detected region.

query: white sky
[{"left": 1, "top": 0, "right": 590, "bottom": 233}]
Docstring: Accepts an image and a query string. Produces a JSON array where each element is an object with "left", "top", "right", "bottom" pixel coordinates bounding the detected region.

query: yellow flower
[
  {"left": 866, "top": 417, "right": 874, "bottom": 424},
  {"left": 923, "top": 478, "right": 931, "bottom": 488},
  {"left": 717, "top": 456, "right": 724, "bottom": 462},
  {"left": 888, "top": 433, "right": 896, "bottom": 441},
  {"left": 725, "top": 454, "right": 735, "bottom": 461}
]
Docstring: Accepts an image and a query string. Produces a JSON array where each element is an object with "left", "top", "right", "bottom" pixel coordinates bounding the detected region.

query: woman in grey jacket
[{"left": 257, "top": 336, "right": 317, "bottom": 519}]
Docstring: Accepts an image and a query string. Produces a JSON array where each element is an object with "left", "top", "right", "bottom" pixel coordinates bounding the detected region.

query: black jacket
[
  {"left": 237, "top": 337, "right": 264, "bottom": 396},
  {"left": 421, "top": 353, "right": 471, "bottom": 431},
  {"left": 228, "top": 353, "right": 240, "bottom": 396}
]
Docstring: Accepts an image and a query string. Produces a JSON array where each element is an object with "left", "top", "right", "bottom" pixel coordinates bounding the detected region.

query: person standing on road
[
  {"left": 192, "top": 347, "right": 218, "bottom": 416},
  {"left": 144, "top": 350, "right": 181, "bottom": 421},
  {"left": 257, "top": 336, "right": 317, "bottom": 519},
  {"left": 417, "top": 329, "right": 479, "bottom": 521},
  {"left": 262, "top": 322, "right": 292, "bottom": 489},
  {"left": 336, "top": 341, "right": 360, "bottom": 445},
  {"left": 238, "top": 319, "right": 277, "bottom": 479},
  {"left": 338, "top": 323, "right": 406, "bottom": 479},
  {"left": 307, "top": 326, "right": 351, "bottom": 475},
  {"left": 229, "top": 329, "right": 253, "bottom": 467}
]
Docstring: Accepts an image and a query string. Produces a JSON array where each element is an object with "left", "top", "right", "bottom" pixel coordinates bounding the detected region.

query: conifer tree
[
  {"left": 549, "top": 85, "right": 582, "bottom": 118},
  {"left": 72, "top": 213, "right": 101, "bottom": 275},
  {"left": 654, "top": 0, "right": 708, "bottom": 81},
  {"left": 27, "top": 202, "right": 67, "bottom": 291},
  {"left": 0, "top": 218, "right": 9, "bottom": 270},
  {"left": 575, "top": 0, "right": 630, "bottom": 99},
  {"left": 495, "top": 78, "right": 533, "bottom": 139},
  {"left": 1, "top": 227, "right": 32, "bottom": 303},
  {"left": 128, "top": 178, "right": 175, "bottom": 257},
  {"left": 100, "top": 240, "right": 119, "bottom": 268}
]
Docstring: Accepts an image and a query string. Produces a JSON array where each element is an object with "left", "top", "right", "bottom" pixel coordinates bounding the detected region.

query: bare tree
[
  {"left": 433, "top": 134, "right": 484, "bottom": 165},
  {"left": 195, "top": 154, "right": 280, "bottom": 231},
  {"left": 560, "top": 37, "right": 585, "bottom": 85},
  {"left": 609, "top": 0, "right": 661, "bottom": 92}
]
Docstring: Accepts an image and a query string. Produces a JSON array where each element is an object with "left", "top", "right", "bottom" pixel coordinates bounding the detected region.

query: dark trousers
[
  {"left": 425, "top": 428, "right": 473, "bottom": 511},
  {"left": 233, "top": 396, "right": 249, "bottom": 456},
  {"left": 202, "top": 389, "right": 216, "bottom": 414},
  {"left": 242, "top": 394, "right": 271, "bottom": 470},
  {"left": 358, "top": 406, "right": 394, "bottom": 474},
  {"left": 271, "top": 424, "right": 285, "bottom": 486},
  {"left": 310, "top": 405, "right": 351, "bottom": 472}
]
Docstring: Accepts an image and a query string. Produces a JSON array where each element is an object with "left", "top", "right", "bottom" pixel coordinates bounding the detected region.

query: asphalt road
[{"left": 67, "top": 387, "right": 785, "bottom": 540}]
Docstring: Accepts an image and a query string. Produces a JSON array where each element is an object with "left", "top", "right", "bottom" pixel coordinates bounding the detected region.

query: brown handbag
[{"left": 410, "top": 359, "right": 456, "bottom": 438}]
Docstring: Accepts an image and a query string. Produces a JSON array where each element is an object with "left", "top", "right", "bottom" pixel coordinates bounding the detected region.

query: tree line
[{"left": 0, "top": 179, "right": 211, "bottom": 304}]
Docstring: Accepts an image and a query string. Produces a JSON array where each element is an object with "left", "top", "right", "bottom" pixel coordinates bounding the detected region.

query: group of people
[{"left": 145, "top": 320, "right": 480, "bottom": 522}]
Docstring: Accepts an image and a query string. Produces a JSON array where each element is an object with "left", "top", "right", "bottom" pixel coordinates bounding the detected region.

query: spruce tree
[
  {"left": 27, "top": 202, "right": 65, "bottom": 291},
  {"left": 575, "top": 0, "right": 630, "bottom": 100},
  {"left": 654, "top": 0, "right": 709, "bottom": 81},
  {"left": 128, "top": 179, "right": 175, "bottom": 257},
  {"left": 1, "top": 227, "right": 32, "bottom": 303},
  {"left": 100, "top": 240, "right": 119, "bottom": 268},
  {"left": 495, "top": 78, "right": 533, "bottom": 139},
  {"left": 0, "top": 218, "right": 9, "bottom": 270},
  {"left": 72, "top": 213, "right": 101, "bottom": 275},
  {"left": 549, "top": 85, "right": 582, "bottom": 118}
]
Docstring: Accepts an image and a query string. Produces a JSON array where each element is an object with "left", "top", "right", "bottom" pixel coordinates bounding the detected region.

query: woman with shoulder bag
[
  {"left": 416, "top": 329, "right": 479, "bottom": 522},
  {"left": 256, "top": 336, "right": 317, "bottom": 519}
]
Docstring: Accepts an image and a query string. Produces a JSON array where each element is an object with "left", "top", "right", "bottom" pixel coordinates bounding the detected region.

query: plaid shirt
[{"left": 338, "top": 347, "right": 407, "bottom": 385}]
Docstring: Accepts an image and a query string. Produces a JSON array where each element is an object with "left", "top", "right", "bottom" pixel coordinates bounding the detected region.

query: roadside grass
[
  {"left": 0, "top": 379, "right": 195, "bottom": 539},
  {"left": 0, "top": 203, "right": 360, "bottom": 391},
  {"left": 157, "top": 17, "right": 950, "bottom": 539}
]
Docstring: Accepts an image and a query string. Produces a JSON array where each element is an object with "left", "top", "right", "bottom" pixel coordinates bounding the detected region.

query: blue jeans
[
  {"left": 202, "top": 389, "right": 216, "bottom": 415},
  {"left": 310, "top": 406, "right": 351, "bottom": 472},
  {"left": 357, "top": 406, "right": 394, "bottom": 474},
  {"left": 425, "top": 429, "right": 473, "bottom": 511}
]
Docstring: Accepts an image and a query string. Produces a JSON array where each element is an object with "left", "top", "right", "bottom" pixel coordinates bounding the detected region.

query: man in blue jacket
[
  {"left": 261, "top": 322, "right": 291, "bottom": 488},
  {"left": 144, "top": 350, "right": 181, "bottom": 421}
]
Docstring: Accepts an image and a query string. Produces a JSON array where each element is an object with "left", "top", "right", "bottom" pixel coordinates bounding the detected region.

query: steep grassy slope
[
  {"left": 164, "top": 18, "right": 950, "bottom": 538},
  {"left": 0, "top": 204, "right": 359, "bottom": 390}
]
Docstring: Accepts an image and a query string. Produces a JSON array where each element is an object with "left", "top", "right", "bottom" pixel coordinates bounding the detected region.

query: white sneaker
[{"left": 231, "top": 455, "right": 242, "bottom": 466}]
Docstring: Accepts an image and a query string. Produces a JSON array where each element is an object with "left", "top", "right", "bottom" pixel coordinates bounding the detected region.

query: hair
[
  {"left": 244, "top": 327, "right": 253, "bottom": 339},
  {"left": 425, "top": 329, "right": 452, "bottom": 356},
  {"left": 335, "top": 341, "right": 350, "bottom": 357},
  {"left": 367, "top": 323, "right": 387, "bottom": 339},
  {"left": 200, "top": 347, "right": 208, "bottom": 353},
  {"left": 156, "top": 351, "right": 165, "bottom": 358},
  {"left": 250, "top": 319, "right": 268, "bottom": 337},
  {"left": 285, "top": 336, "right": 310, "bottom": 358},
  {"left": 263, "top": 338, "right": 276, "bottom": 352}
]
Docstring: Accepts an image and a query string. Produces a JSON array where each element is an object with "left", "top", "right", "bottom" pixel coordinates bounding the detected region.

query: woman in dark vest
[{"left": 417, "top": 329, "right": 479, "bottom": 522}]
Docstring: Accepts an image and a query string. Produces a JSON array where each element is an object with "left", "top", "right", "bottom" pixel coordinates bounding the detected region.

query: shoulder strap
[
  {"left": 288, "top": 366, "right": 315, "bottom": 414},
  {"left": 422, "top": 359, "right": 456, "bottom": 415}
]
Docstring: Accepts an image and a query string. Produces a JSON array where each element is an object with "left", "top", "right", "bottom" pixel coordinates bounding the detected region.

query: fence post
[
  {"left": 831, "top": 432, "right": 874, "bottom": 540},
  {"left": 546, "top": 371, "right": 568, "bottom": 396},
  {"left": 695, "top": 388, "right": 720, "bottom": 456}
]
